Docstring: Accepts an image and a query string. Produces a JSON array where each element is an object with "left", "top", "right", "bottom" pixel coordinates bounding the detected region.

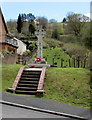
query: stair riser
[
  {"left": 23, "top": 71, "right": 41, "bottom": 75},
  {"left": 21, "top": 75, "right": 40, "bottom": 77},
  {"left": 18, "top": 84, "right": 38, "bottom": 87},
  {"left": 20, "top": 78, "right": 39, "bottom": 81},
  {"left": 20, "top": 80, "right": 39, "bottom": 82},
  {"left": 16, "top": 88, "right": 37, "bottom": 91},
  {"left": 15, "top": 91, "right": 36, "bottom": 95},
  {"left": 19, "top": 81, "right": 38, "bottom": 84}
]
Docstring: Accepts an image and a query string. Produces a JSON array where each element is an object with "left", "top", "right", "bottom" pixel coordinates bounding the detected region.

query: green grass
[
  {"left": 1, "top": 64, "right": 91, "bottom": 108},
  {"left": 43, "top": 47, "right": 72, "bottom": 67},
  {"left": 42, "top": 68, "right": 91, "bottom": 108},
  {"left": 1, "top": 64, "right": 23, "bottom": 92}
]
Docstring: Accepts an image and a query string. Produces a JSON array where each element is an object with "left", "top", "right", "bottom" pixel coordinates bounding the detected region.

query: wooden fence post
[
  {"left": 77, "top": 56, "right": 80, "bottom": 68},
  {"left": 69, "top": 59, "right": 71, "bottom": 67},
  {"left": 83, "top": 58, "right": 86, "bottom": 68},
  {"left": 74, "top": 58, "right": 76, "bottom": 68},
  {"left": 52, "top": 58, "right": 55, "bottom": 66},
  {"left": 81, "top": 61, "right": 83, "bottom": 68},
  {"left": 61, "top": 59, "right": 64, "bottom": 67}
]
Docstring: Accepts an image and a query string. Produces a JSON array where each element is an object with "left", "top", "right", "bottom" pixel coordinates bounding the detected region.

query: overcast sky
[{"left": 0, "top": 1, "right": 90, "bottom": 22}]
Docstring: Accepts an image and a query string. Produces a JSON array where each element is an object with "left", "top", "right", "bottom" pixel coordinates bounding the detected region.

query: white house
[{"left": 14, "top": 37, "right": 26, "bottom": 55}]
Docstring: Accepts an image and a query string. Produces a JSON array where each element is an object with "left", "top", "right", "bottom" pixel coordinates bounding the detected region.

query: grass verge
[{"left": 1, "top": 64, "right": 23, "bottom": 92}]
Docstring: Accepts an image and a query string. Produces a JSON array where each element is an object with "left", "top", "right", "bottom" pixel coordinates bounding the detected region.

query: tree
[
  {"left": 17, "top": 14, "right": 23, "bottom": 33},
  {"left": 21, "top": 13, "right": 27, "bottom": 21},
  {"left": 7, "top": 19, "right": 17, "bottom": 33},
  {"left": 27, "top": 13, "right": 35, "bottom": 22},
  {"left": 49, "top": 19, "right": 57, "bottom": 23},
  {"left": 81, "top": 22, "right": 91, "bottom": 49},
  {"left": 36, "top": 17, "right": 48, "bottom": 29},
  {"left": 66, "top": 13, "right": 89, "bottom": 37},
  {"left": 29, "top": 23, "right": 36, "bottom": 35},
  {"left": 62, "top": 18, "right": 66, "bottom": 23},
  {"left": 52, "top": 23, "right": 59, "bottom": 39}
]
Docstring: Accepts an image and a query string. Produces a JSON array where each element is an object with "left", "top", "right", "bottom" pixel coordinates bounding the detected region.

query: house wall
[
  {"left": 0, "top": 43, "right": 17, "bottom": 53},
  {"left": 0, "top": 13, "right": 2, "bottom": 42},
  {"left": 0, "top": 53, "right": 18, "bottom": 64},
  {"left": 16, "top": 38, "right": 26, "bottom": 55},
  {"left": 0, "top": 10, "right": 7, "bottom": 42}
]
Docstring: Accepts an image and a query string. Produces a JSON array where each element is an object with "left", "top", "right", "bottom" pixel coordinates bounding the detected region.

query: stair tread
[
  {"left": 15, "top": 91, "right": 36, "bottom": 95},
  {"left": 23, "top": 70, "right": 41, "bottom": 73},
  {"left": 21, "top": 75, "right": 40, "bottom": 77},
  {"left": 15, "top": 90, "right": 36, "bottom": 93},
  {"left": 17, "top": 87, "right": 37, "bottom": 89},
  {"left": 18, "top": 83, "right": 38, "bottom": 86},
  {"left": 20, "top": 78, "right": 39, "bottom": 80},
  {"left": 23, "top": 73, "right": 41, "bottom": 75},
  {"left": 19, "top": 80, "right": 38, "bottom": 83},
  {"left": 16, "top": 87, "right": 37, "bottom": 90}
]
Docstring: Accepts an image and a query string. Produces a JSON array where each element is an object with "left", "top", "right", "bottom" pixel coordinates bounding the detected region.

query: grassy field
[
  {"left": 30, "top": 47, "right": 73, "bottom": 67},
  {"left": 1, "top": 64, "right": 91, "bottom": 108},
  {"left": 43, "top": 47, "right": 73, "bottom": 67}
]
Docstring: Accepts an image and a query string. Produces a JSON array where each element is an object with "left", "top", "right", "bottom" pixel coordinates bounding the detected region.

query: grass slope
[
  {"left": 43, "top": 68, "right": 91, "bottom": 108},
  {"left": 1, "top": 64, "right": 23, "bottom": 92},
  {"left": 43, "top": 47, "right": 72, "bottom": 67},
  {"left": 1, "top": 64, "right": 91, "bottom": 108}
]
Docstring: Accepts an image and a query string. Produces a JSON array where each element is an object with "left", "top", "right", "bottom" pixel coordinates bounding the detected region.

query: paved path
[{"left": 1, "top": 92, "right": 92, "bottom": 119}]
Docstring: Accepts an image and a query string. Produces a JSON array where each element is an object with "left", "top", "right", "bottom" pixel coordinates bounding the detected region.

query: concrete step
[
  {"left": 15, "top": 90, "right": 36, "bottom": 95},
  {"left": 23, "top": 70, "right": 41, "bottom": 75},
  {"left": 21, "top": 74, "right": 40, "bottom": 78},
  {"left": 19, "top": 80, "right": 39, "bottom": 84},
  {"left": 20, "top": 78, "right": 39, "bottom": 81},
  {"left": 16, "top": 87, "right": 37, "bottom": 91},
  {"left": 18, "top": 83, "right": 38, "bottom": 87}
]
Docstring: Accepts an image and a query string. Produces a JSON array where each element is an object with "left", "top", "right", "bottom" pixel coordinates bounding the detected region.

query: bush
[
  {"left": 44, "top": 38, "right": 61, "bottom": 48},
  {"left": 23, "top": 49, "right": 30, "bottom": 56},
  {"left": 28, "top": 42, "right": 37, "bottom": 51},
  {"left": 62, "top": 43, "right": 88, "bottom": 61},
  {"left": 59, "top": 34, "right": 77, "bottom": 43}
]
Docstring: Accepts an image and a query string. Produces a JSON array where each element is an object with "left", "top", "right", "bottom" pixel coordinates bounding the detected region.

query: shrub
[
  {"left": 28, "top": 42, "right": 37, "bottom": 51},
  {"left": 62, "top": 43, "right": 87, "bottom": 61},
  {"left": 59, "top": 34, "right": 77, "bottom": 43},
  {"left": 23, "top": 49, "right": 30, "bottom": 56}
]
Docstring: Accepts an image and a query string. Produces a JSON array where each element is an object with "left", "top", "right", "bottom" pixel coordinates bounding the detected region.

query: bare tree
[
  {"left": 36, "top": 17, "right": 48, "bottom": 29},
  {"left": 66, "top": 13, "right": 89, "bottom": 37}
]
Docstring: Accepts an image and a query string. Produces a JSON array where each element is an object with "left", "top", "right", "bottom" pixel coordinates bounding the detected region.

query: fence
[{"left": 45, "top": 57, "right": 90, "bottom": 68}]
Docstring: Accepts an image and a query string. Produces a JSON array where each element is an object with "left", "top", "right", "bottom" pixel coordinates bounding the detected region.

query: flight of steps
[{"left": 15, "top": 68, "right": 42, "bottom": 95}]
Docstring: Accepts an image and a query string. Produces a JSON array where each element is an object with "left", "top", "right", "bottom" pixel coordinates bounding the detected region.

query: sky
[{"left": 0, "top": 1, "right": 90, "bottom": 22}]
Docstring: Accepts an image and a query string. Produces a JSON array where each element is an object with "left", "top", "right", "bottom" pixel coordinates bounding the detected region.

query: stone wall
[
  {"left": 17, "top": 48, "right": 37, "bottom": 65},
  {"left": 0, "top": 53, "right": 18, "bottom": 64}
]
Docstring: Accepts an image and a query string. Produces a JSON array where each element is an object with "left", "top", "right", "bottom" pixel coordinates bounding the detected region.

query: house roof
[{"left": 0, "top": 7, "right": 8, "bottom": 34}]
